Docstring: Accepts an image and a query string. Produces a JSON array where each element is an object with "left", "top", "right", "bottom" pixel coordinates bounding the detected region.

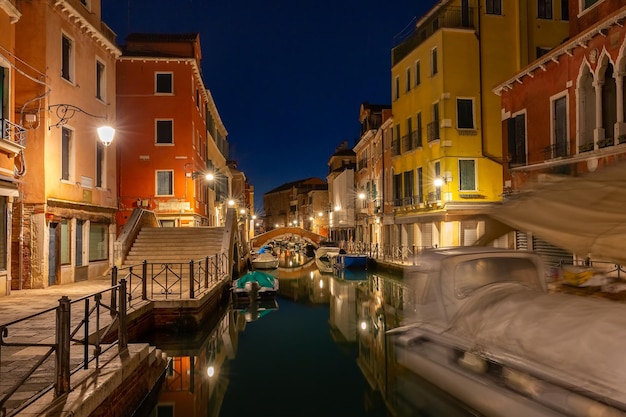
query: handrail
[
  {"left": 0, "top": 281, "right": 128, "bottom": 417},
  {"left": 113, "top": 253, "right": 229, "bottom": 306}
]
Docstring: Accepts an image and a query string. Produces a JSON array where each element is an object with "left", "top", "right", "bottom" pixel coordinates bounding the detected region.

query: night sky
[{"left": 102, "top": 0, "right": 439, "bottom": 210}]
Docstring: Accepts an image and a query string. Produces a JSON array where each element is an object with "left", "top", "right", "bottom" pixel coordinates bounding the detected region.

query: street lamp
[{"left": 49, "top": 104, "right": 115, "bottom": 146}]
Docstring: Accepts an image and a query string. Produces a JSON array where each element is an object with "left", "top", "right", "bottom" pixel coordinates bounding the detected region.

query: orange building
[
  {"left": 116, "top": 33, "right": 231, "bottom": 230},
  {"left": 13, "top": 0, "right": 120, "bottom": 289},
  {"left": 0, "top": 0, "right": 23, "bottom": 295}
]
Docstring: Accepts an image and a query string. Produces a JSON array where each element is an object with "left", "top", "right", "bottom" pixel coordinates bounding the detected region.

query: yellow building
[{"left": 390, "top": 0, "right": 568, "bottom": 251}]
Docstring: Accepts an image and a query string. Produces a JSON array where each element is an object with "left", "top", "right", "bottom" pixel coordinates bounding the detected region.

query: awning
[{"left": 477, "top": 162, "right": 626, "bottom": 264}]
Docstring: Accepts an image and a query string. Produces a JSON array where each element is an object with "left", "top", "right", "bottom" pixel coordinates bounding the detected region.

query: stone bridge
[{"left": 250, "top": 227, "right": 326, "bottom": 249}]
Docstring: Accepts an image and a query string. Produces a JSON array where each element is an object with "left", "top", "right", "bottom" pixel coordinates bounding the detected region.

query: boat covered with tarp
[{"left": 232, "top": 270, "right": 279, "bottom": 298}]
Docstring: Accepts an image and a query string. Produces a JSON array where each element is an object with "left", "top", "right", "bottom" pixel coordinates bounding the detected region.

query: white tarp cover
[
  {"left": 450, "top": 283, "right": 626, "bottom": 405},
  {"left": 484, "top": 162, "right": 626, "bottom": 264}
]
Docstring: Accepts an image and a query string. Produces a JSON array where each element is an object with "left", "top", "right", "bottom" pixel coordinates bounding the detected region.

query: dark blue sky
[{"left": 102, "top": 0, "right": 438, "bottom": 210}]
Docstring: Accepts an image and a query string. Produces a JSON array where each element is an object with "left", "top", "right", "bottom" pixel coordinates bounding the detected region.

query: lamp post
[{"left": 49, "top": 104, "right": 115, "bottom": 146}]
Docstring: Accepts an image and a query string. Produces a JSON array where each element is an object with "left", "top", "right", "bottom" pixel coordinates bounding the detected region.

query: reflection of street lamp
[{"left": 49, "top": 104, "right": 115, "bottom": 146}]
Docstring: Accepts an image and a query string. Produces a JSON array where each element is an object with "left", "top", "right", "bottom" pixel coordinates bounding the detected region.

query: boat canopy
[
  {"left": 478, "top": 162, "right": 626, "bottom": 265},
  {"left": 235, "top": 271, "right": 276, "bottom": 289}
]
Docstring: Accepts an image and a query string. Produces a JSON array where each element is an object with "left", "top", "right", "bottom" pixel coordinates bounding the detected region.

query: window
[
  {"left": 538, "top": 0, "right": 553, "bottom": 19},
  {"left": 561, "top": 0, "right": 569, "bottom": 19},
  {"left": 486, "top": 0, "right": 502, "bottom": 15},
  {"left": 417, "top": 167, "right": 423, "bottom": 203},
  {"left": 536, "top": 47, "right": 551, "bottom": 59},
  {"left": 459, "top": 159, "right": 477, "bottom": 191},
  {"left": 156, "top": 170, "right": 173, "bottom": 196},
  {"left": 553, "top": 96, "right": 568, "bottom": 157},
  {"left": 394, "top": 76, "right": 400, "bottom": 100},
  {"left": 583, "top": 0, "right": 599, "bottom": 10},
  {"left": 61, "top": 35, "right": 73, "bottom": 82},
  {"left": 96, "top": 60, "right": 105, "bottom": 100},
  {"left": 431, "top": 48, "right": 438, "bottom": 76},
  {"left": 416, "top": 112, "right": 423, "bottom": 147},
  {"left": 156, "top": 120, "right": 173, "bottom": 144},
  {"left": 507, "top": 113, "right": 527, "bottom": 165},
  {"left": 61, "top": 219, "right": 70, "bottom": 265},
  {"left": 196, "top": 88, "right": 200, "bottom": 107},
  {"left": 89, "top": 223, "right": 108, "bottom": 262},
  {"left": 155, "top": 72, "right": 173, "bottom": 94},
  {"left": 96, "top": 141, "right": 104, "bottom": 187},
  {"left": 434, "top": 162, "right": 441, "bottom": 200},
  {"left": 457, "top": 98, "right": 475, "bottom": 129},
  {"left": 406, "top": 67, "right": 411, "bottom": 92},
  {"left": 404, "top": 171, "right": 414, "bottom": 202},
  {"left": 76, "top": 220, "right": 84, "bottom": 266},
  {"left": 61, "top": 127, "right": 72, "bottom": 180},
  {"left": 393, "top": 173, "right": 402, "bottom": 205},
  {"left": 80, "top": 0, "right": 90, "bottom": 9},
  {"left": 415, "top": 61, "right": 421, "bottom": 86}
]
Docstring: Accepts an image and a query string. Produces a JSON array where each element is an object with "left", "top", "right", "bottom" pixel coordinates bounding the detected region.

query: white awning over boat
[{"left": 478, "top": 162, "right": 626, "bottom": 265}]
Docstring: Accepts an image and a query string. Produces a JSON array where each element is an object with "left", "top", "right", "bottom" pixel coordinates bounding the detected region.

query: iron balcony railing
[
  {"left": 543, "top": 142, "right": 569, "bottom": 160},
  {"left": 391, "top": 138, "right": 400, "bottom": 156},
  {"left": 427, "top": 121, "right": 440, "bottom": 142},
  {"left": 0, "top": 281, "right": 128, "bottom": 417},
  {"left": 392, "top": 6, "right": 475, "bottom": 65},
  {"left": 2, "top": 119, "right": 26, "bottom": 147}
]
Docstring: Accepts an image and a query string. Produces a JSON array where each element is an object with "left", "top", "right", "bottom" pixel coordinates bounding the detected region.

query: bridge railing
[
  {"left": 0, "top": 281, "right": 128, "bottom": 417},
  {"left": 112, "top": 253, "right": 229, "bottom": 307}
]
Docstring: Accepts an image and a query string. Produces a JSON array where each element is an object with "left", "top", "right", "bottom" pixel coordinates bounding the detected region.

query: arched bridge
[{"left": 250, "top": 227, "right": 326, "bottom": 249}]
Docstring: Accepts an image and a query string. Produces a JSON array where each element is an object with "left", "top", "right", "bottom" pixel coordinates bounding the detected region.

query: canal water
[{"left": 148, "top": 249, "right": 479, "bottom": 417}]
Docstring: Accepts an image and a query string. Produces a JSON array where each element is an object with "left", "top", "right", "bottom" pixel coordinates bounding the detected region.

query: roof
[
  {"left": 124, "top": 33, "right": 200, "bottom": 43},
  {"left": 265, "top": 177, "right": 327, "bottom": 194}
]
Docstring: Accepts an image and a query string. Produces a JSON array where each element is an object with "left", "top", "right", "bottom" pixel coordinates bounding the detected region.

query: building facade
[
  {"left": 116, "top": 33, "right": 231, "bottom": 230},
  {"left": 263, "top": 177, "right": 327, "bottom": 231},
  {"left": 354, "top": 102, "right": 392, "bottom": 250},
  {"left": 496, "top": 0, "right": 626, "bottom": 261},
  {"left": 389, "top": 0, "right": 569, "bottom": 253},
  {"left": 327, "top": 141, "right": 357, "bottom": 243},
  {"left": 0, "top": 0, "right": 23, "bottom": 295},
  {"left": 13, "top": 0, "right": 120, "bottom": 289}
]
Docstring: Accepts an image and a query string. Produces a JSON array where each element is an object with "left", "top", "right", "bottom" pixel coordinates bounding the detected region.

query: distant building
[
  {"left": 354, "top": 102, "right": 392, "bottom": 249},
  {"left": 13, "top": 0, "right": 120, "bottom": 288},
  {"left": 495, "top": 1, "right": 626, "bottom": 262},
  {"left": 389, "top": 0, "right": 569, "bottom": 252},
  {"left": 327, "top": 141, "right": 356, "bottom": 242},
  {"left": 263, "top": 177, "right": 327, "bottom": 231},
  {"left": 116, "top": 33, "right": 231, "bottom": 230}
]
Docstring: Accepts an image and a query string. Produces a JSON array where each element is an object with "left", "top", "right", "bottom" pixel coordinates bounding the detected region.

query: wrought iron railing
[
  {"left": 1, "top": 119, "right": 26, "bottom": 147},
  {"left": 112, "top": 253, "right": 229, "bottom": 307},
  {"left": 0, "top": 281, "right": 128, "bottom": 417},
  {"left": 427, "top": 121, "right": 440, "bottom": 142},
  {"left": 345, "top": 242, "right": 435, "bottom": 265}
]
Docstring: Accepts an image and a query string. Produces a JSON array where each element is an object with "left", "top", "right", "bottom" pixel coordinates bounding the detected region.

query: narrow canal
[{"left": 148, "top": 249, "right": 479, "bottom": 417}]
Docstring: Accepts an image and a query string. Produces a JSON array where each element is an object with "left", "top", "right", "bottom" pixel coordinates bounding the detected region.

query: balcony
[
  {"left": 401, "top": 134, "right": 411, "bottom": 153},
  {"left": 543, "top": 142, "right": 568, "bottom": 160},
  {"left": 427, "top": 121, "right": 440, "bottom": 143},
  {"left": 391, "top": 139, "right": 400, "bottom": 156},
  {"left": 392, "top": 6, "right": 475, "bottom": 65},
  {"left": 0, "top": 119, "right": 26, "bottom": 156}
]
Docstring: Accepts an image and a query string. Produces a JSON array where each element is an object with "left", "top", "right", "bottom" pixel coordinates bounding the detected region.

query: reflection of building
[
  {"left": 13, "top": 0, "right": 120, "bottom": 288},
  {"left": 329, "top": 276, "right": 361, "bottom": 342},
  {"left": 354, "top": 103, "right": 392, "bottom": 249},
  {"left": 263, "top": 177, "right": 327, "bottom": 230},
  {"left": 116, "top": 33, "right": 231, "bottom": 230},
  {"left": 495, "top": 2, "right": 626, "bottom": 264},
  {"left": 157, "top": 307, "right": 234, "bottom": 417},
  {"left": 327, "top": 141, "right": 356, "bottom": 242},
  {"left": 389, "top": 1, "right": 569, "bottom": 251}
]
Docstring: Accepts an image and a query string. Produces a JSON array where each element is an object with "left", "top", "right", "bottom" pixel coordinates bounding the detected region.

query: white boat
[
  {"left": 390, "top": 247, "right": 626, "bottom": 417},
  {"left": 251, "top": 252, "right": 279, "bottom": 269},
  {"left": 315, "top": 243, "right": 341, "bottom": 274}
]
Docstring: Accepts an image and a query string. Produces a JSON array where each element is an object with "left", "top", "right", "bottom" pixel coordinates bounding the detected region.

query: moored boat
[
  {"left": 232, "top": 270, "right": 279, "bottom": 298},
  {"left": 334, "top": 254, "right": 367, "bottom": 270},
  {"left": 390, "top": 247, "right": 626, "bottom": 417},
  {"left": 251, "top": 252, "right": 279, "bottom": 269}
]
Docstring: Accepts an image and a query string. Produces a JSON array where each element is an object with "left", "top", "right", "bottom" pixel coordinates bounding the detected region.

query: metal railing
[
  {"left": 0, "top": 281, "right": 128, "bottom": 417},
  {"left": 1, "top": 119, "right": 26, "bottom": 146},
  {"left": 343, "top": 242, "right": 435, "bottom": 265},
  {"left": 112, "top": 253, "right": 229, "bottom": 307}
]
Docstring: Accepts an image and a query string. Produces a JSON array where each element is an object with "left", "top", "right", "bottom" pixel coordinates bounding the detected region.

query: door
[{"left": 48, "top": 223, "right": 59, "bottom": 286}]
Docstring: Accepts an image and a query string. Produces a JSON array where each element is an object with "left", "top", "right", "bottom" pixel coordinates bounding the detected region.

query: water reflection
[{"left": 151, "top": 251, "right": 477, "bottom": 417}]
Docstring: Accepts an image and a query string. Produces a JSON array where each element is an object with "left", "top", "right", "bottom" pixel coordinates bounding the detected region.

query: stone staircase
[{"left": 122, "top": 226, "right": 225, "bottom": 267}]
